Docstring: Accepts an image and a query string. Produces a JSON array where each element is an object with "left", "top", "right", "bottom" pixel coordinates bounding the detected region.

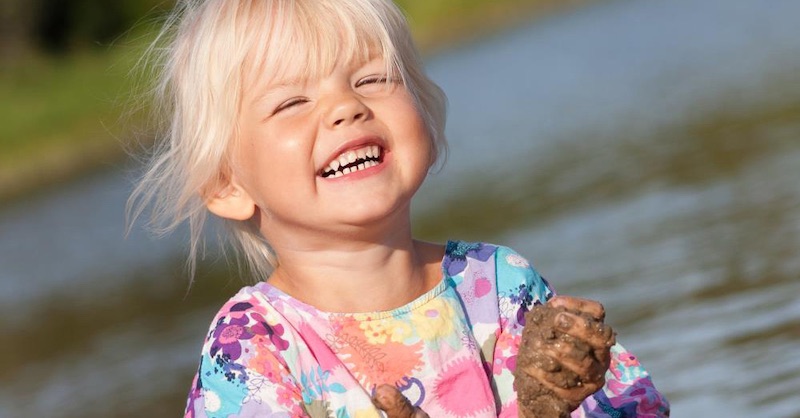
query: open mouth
[{"left": 320, "top": 145, "right": 383, "bottom": 178}]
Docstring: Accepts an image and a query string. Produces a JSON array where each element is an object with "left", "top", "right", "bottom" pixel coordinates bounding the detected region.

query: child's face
[{"left": 219, "top": 55, "right": 433, "bottom": 240}]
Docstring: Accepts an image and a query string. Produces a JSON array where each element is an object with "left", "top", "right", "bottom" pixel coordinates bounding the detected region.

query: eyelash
[
  {"left": 273, "top": 98, "right": 308, "bottom": 114},
  {"left": 271, "top": 75, "right": 394, "bottom": 114},
  {"left": 355, "top": 75, "right": 391, "bottom": 87}
]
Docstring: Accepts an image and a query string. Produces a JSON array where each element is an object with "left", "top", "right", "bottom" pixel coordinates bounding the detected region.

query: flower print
[
  {"left": 589, "top": 390, "right": 639, "bottom": 418},
  {"left": 204, "top": 389, "right": 222, "bottom": 413},
  {"left": 505, "top": 355, "right": 517, "bottom": 373},
  {"left": 597, "top": 376, "right": 669, "bottom": 416},
  {"left": 443, "top": 241, "right": 496, "bottom": 276},
  {"left": 505, "top": 253, "right": 530, "bottom": 268},
  {"left": 328, "top": 316, "right": 424, "bottom": 387},
  {"left": 209, "top": 308, "right": 291, "bottom": 364},
  {"left": 388, "top": 320, "right": 414, "bottom": 343},
  {"left": 216, "top": 357, "right": 249, "bottom": 385},
  {"left": 359, "top": 318, "right": 392, "bottom": 345},
  {"left": 226, "top": 301, "right": 255, "bottom": 321},
  {"left": 300, "top": 367, "right": 347, "bottom": 404},
  {"left": 243, "top": 376, "right": 270, "bottom": 404},
  {"left": 619, "top": 352, "right": 641, "bottom": 368},
  {"left": 606, "top": 375, "right": 631, "bottom": 396},
  {"left": 492, "top": 332, "right": 520, "bottom": 375},
  {"left": 432, "top": 356, "right": 495, "bottom": 416},
  {"left": 248, "top": 340, "right": 283, "bottom": 381},
  {"left": 251, "top": 312, "right": 290, "bottom": 351},
  {"left": 498, "top": 298, "right": 514, "bottom": 322},
  {"left": 240, "top": 372, "right": 305, "bottom": 417},
  {"left": 363, "top": 339, "right": 424, "bottom": 386},
  {"left": 502, "top": 283, "right": 535, "bottom": 327},
  {"left": 627, "top": 379, "right": 671, "bottom": 416},
  {"left": 276, "top": 386, "right": 298, "bottom": 409},
  {"left": 410, "top": 298, "right": 456, "bottom": 340},
  {"left": 608, "top": 345, "right": 649, "bottom": 385},
  {"left": 508, "top": 284, "right": 534, "bottom": 308},
  {"left": 494, "top": 331, "right": 515, "bottom": 356},
  {"left": 492, "top": 356, "right": 505, "bottom": 371},
  {"left": 210, "top": 315, "right": 255, "bottom": 361}
]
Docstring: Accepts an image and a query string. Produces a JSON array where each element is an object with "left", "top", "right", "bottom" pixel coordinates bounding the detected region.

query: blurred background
[{"left": 2, "top": 0, "right": 799, "bottom": 416}]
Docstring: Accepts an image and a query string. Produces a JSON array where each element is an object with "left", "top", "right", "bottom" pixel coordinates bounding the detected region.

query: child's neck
[{"left": 267, "top": 238, "right": 444, "bottom": 313}]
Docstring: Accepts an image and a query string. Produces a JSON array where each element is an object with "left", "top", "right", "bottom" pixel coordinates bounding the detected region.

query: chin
[{"left": 338, "top": 199, "right": 411, "bottom": 228}]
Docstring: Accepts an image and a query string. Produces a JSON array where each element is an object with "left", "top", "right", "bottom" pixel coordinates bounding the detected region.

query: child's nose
[{"left": 324, "top": 94, "right": 370, "bottom": 127}]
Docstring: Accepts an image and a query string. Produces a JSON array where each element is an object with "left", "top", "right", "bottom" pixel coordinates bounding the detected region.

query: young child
[{"left": 129, "top": 0, "right": 669, "bottom": 417}]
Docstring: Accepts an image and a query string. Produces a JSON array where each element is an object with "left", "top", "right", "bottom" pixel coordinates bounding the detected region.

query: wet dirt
[{"left": 514, "top": 304, "right": 613, "bottom": 418}]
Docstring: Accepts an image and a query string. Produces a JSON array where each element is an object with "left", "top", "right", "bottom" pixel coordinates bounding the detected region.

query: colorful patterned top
[{"left": 184, "top": 241, "right": 669, "bottom": 417}]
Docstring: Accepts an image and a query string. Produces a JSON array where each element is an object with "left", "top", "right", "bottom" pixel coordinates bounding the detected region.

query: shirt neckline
[{"left": 254, "top": 240, "right": 460, "bottom": 320}]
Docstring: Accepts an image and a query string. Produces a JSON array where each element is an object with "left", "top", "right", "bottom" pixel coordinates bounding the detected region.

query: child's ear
[{"left": 205, "top": 178, "right": 256, "bottom": 221}]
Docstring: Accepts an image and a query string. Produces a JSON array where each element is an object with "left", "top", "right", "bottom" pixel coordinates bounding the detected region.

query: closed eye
[
  {"left": 355, "top": 75, "right": 392, "bottom": 88},
  {"left": 273, "top": 97, "right": 309, "bottom": 114}
]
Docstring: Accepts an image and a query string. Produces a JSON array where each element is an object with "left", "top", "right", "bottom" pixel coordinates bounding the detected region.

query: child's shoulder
[
  {"left": 200, "top": 281, "right": 301, "bottom": 336},
  {"left": 214, "top": 282, "right": 275, "bottom": 316},
  {"left": 443, "top": 239, "right": 531, "bottom": 262},
  {"left": 196, "top": 282, "right": 307, "bottom": 362},
  {"left": 443, "top": 239, "right": 539, "bottom": 272},
  {"left": 444, "top": 240, "right": 554, "bottom": 300}
]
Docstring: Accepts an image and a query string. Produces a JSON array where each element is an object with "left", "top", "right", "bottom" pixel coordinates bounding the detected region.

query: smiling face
[
  {"left": 197, "top": 0, "right": 447, "bottom": 270},
  {"left": 210, "top": 54, "right": 433, "bottom": 245}
]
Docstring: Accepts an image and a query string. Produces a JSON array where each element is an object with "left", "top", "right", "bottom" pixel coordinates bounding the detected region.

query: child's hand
[
  {"left": 514, "top": 296, "right": 616, "bottom": 418},
  {"left": 372, "top": 384, "right": 430, "bottom": 418}
]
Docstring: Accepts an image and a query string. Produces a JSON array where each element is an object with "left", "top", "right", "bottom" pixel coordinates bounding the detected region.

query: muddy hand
[
  {"left": 547, "top": 296, "right": 615, "bottom": 373},
  {"left": 524, "top": 296, "right": 616, "bottom": 410},
  {"left": 372, "top": 384, "right": 429, "bottom": 418}
]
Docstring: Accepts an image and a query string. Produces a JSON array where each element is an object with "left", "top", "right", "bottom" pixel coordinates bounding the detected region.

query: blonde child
[{"left": 129, "top": 0, "right": 669, "bottom": 417}]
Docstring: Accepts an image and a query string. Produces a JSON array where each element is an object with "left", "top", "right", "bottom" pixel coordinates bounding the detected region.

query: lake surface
[{"left": 2, "top": 0, "right": 800, "bottom": 416}]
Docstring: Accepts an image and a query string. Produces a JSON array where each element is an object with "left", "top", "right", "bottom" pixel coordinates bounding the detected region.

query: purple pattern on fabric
[{"left": 443, "top": 241, "right": 496, "bottom": 276}]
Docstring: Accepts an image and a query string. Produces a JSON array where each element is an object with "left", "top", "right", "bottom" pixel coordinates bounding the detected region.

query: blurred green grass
[
  {"left": 0, "top": 0, "right": 591, "bottom": 201},
  {"left": 0, "top": 36, "right": 150, "bottom": 201},
  {"left": 0, "top": 49, "right": 139, "bottom": 160}
]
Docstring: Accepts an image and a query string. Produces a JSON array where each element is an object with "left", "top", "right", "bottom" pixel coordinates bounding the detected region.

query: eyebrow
[{"left": 250, "top": 79, "right": 303, "bottom": 105}]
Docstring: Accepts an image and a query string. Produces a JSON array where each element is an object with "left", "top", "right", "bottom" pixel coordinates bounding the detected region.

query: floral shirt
[{"left": 184, "top": 241, "right": 669, "bottom": 417}]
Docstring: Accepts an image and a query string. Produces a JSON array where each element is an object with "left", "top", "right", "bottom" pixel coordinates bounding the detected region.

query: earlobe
[{"left": 206, "top": 182, "right": 256, "bottom": 221}]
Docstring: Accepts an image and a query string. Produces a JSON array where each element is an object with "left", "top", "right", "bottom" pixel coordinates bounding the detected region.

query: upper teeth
[{"left": 322, "top": 145, "right": 382, "bottom": 178}]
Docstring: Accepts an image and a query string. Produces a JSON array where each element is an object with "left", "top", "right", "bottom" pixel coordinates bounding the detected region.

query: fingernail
[{"left": 557, "top": 313, "right": 573, "bottom": 330}]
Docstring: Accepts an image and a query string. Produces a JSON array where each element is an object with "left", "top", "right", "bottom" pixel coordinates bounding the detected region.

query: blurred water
[{"left": 2, "top": 0, "right": 800, "bottom": 416}]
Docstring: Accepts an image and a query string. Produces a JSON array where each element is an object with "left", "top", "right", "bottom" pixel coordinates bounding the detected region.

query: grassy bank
[
  {"left": 0, "top": 47, "right": 142, "bottom": 200},
  {"left": 0, "top": 0, "right": 594, "bottom": 203}
]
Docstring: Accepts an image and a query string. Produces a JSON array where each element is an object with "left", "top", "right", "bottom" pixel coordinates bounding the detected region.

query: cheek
[
  {"left": 405, "top": 104, "right": 435, "bottom": 159},
  {"left": 239, "top": 127, "right": 306, "bottom": 172},
  {"left": 407, "top": 112, "right": 435, "bottom": 164},
  {"left": 238, "top": 131, "right": 315, "bottom": 195},
  {"left": 393, "top": 98, "right": 432, "bottom": 141}
]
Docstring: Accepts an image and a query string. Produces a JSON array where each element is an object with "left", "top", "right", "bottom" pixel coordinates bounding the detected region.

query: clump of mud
[{"left": 514, "top": 304, "right": 613, "bottom": 418}]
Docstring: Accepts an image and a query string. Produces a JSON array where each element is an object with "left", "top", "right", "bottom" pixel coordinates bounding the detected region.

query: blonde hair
[{"left": 127, "top": 0, "right": 448, "bottom": 281}]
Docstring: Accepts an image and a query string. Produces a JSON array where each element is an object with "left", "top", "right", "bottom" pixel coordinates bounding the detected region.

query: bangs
[{"left": 244, "top": 0, "right": 405, "bottom": 87}]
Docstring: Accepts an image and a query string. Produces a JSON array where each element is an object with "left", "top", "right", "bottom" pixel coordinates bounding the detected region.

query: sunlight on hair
[{"left": 128, "top": 0, "right": 447, "bottom": 282}]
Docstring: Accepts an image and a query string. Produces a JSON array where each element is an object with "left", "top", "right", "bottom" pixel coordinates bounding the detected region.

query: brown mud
[{"left": 514, "top": 305, "right": 614, "bottom": 418}]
